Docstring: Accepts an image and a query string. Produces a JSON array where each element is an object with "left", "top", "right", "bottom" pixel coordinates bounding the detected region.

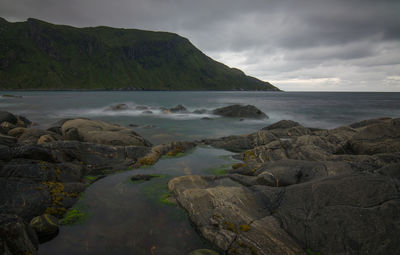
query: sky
[{"left": 1, "top": 0, "right": 399, "bottom": 91}]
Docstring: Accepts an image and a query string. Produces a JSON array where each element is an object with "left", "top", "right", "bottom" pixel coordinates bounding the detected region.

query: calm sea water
[{"left": 1, "top": 91, "right": 399, "bottom": 144}]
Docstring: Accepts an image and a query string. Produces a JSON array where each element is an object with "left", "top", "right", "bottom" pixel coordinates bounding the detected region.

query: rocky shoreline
[
  {"left": 170, "top": 118, "right": 400, "bottom": 255},
  {"left": 1, "top": 109, "right": 399, "bottom": 255}
]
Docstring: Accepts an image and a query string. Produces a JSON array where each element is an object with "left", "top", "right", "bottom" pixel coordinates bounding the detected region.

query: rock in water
[
  {"left": 212, "top": 105, "right": 268, "bottom": 119},
  {"left": 105, "top": 103, "right": 131, "bottom": 111},
  {"left": 131, "top": 174, "right": 158, "bottom": 182},
  {"left": 29, "top": 214, "right": 59, "bottom": 243},
  {"left": 170, "top": 104, "right": 188, "bottom": 113}
]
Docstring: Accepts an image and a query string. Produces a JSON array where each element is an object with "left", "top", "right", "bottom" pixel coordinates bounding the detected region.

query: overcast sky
[{"left": 1, "top": 0, "right": 399, "bottom": 91}]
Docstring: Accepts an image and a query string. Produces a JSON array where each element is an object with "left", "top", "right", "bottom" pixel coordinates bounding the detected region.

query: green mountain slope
[{"left": 0, "top": 18, "right": 280, "bottom": 91}]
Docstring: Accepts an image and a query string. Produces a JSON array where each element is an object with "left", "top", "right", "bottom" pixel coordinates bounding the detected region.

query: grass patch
[
  {"left": 203, "top": 164, "right": 232, "bottom": 175},
  {"left": 162, "top": 152, "right": 184, "bottom": 159},
  {"left": 129, "top": 174, "right": 164, "bottom": 184},
  {"left": 306, "top": 249, "right": 322, "bottom": 255},
  {"left": 160, "top": 192, "right": 175, "bottom": 205},
  {"left": 60, "top": 208, "right": 87, "bottom": 225}
]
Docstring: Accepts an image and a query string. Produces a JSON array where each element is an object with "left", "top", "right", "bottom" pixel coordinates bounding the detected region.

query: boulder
[
  {"left": 0, "top": 122, "right": 16, "bottom": 133},
  {"left": 262, "top": 120, "right": 300, "bottom": 130},
  {"left": 29, "top": 214, "right": 59, "bottom": 243},
  {"left": 37, "top": 135, "right": 56, "bottom": 144},
  {"left": 0, "top": 111, "right": 17, "bottom": 124},
  {"left": 169, "top": 175, "right": 305, "bottom": 255},
  {"left": 16, "top": 115, "right": 32, "bottom": 127},
  {"left": 18, "top": 128, "right": 60, "bottom": 145},
  {"left": 7, "top": 127, "right": 27, "bottom": 138},
  {"left": 212, "top": 105, "right": 268, "bottom": 119},
  {"left": 170, "top": 104, "right": 188, "bottom": 113},
  {"left": 61, "top": 118, "right": 152, "bottom": 147},
  {"left": 343, "top": 118, "right": 400, "bottom": 155},
  {"left": 105, "top": 103, "right": 131, "bottom": 111}
]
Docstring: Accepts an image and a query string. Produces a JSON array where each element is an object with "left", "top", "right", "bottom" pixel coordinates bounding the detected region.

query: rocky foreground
[
  {"left": 0, "top": 111, "right": 194, "bottom": 255},
  {"left": 1, "top": 108, "right": 399, "bottom": 255},
  {"left": 169, "top": 118, "right": 400, "bottom": 255}
]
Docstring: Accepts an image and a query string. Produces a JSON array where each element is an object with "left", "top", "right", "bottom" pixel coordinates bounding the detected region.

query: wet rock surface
[
  {"left": 171, "top": 118, "right": 400, "bottom": 255},
  {"left": 212, "top": 104, "right": 268, "bottom": 119}
]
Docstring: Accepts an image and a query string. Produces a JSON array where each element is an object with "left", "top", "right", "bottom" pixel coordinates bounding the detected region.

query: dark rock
[
  {"left": 0, "top": 145, "right": 11, "bottom": 161},
  {"left": 46, "top": 126, "right": 62, "bottom": 135},
  {"left": 343, "top": 118, "right": 400, "bottom": 155},
  {"left": 1, "top": 122, "right": 16, "bottom": 133},
  {"left": 212, "top": 104, "right": 268, "bottom": 119},
  {"left": 0, "top": 134, "right": 17, "bottom": 147},
  {"left": 128, "top": 124, "right": 139, "bottom": 127},
  {"left": 130, "top": 174, "right": 158, "bottom": 182},
  {"left": 142, "top": 110, "right": 153, "bottom": 114},
  {"left": 202, "top": 117, "right": 212, "bottom": 120},
  {"left": 29, "top": 214, "right": 59, "bottom": 243},
  {"left": 16, "top": 115, "right": 32, "bottom": 127},
  {"left": 0, "top": 111, "right": 17, "bottom": 124},
  {"left": 170, "top": 104, "right": 188, "bottom": 113},
  {"left": 18, "top": 128, "right": 61, "bottom": 145},
  {"left": 0, "top": 214, "right": 38, "bottom": 255},
  {"left": 275, "top": 174, "right": 400, "bottom": 255},
  {"left": 262, "top": 120, "right": 300, "bottom": 130},
  {"left": 10, "top": 145, "right": 54, "bottom": 162},
  {"left": 105, "top": 103, "right": 131, "bottom": 111}
]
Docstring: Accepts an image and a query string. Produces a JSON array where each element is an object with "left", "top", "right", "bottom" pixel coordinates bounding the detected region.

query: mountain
[{"left": 0, "top": 18, "right": 280, "bottom": 91}]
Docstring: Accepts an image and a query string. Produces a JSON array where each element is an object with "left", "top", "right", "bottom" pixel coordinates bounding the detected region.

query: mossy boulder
[{"left": 29, "top": 214, "right": 59, "bottom": 243}]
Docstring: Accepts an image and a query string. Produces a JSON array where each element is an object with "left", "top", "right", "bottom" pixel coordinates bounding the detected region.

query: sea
[
  {"left": 1, "top": 91, "right": 400, "bottom": 144},
  {"left": 2, "top": 91, "right": 400, "bottom": 255}
]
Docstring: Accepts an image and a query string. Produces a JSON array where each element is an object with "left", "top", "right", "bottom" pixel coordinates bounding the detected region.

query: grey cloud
[{"left": 0, "top": 0, "right": 399, "bottom": 91}]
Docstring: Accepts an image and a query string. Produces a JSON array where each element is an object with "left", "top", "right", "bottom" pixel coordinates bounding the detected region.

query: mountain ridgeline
[{"left": 0, "top": 18, "right": 279, "bottom": 91}]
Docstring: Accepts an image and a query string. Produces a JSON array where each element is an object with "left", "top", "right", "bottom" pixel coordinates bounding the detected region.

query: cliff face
[{"left": 0, "top": 18, "right": 280, "bottom": 91}]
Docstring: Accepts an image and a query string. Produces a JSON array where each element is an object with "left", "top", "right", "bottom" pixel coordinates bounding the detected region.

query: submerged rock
[
  {"left": 130, "top": 174, "right": 158, "bottom": 182},
  {"left": 212, "top": 104, "right": 268, "bottom": 119}
]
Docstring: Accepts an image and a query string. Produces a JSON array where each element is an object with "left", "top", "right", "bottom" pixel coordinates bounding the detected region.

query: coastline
[{"left": 1, "top": 109, "right": 399, "bottom": 255}]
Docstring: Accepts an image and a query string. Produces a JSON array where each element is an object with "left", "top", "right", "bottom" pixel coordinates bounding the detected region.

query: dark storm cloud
[{"left": 0, "top": 0, "right": 399, "bottom": 91}]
